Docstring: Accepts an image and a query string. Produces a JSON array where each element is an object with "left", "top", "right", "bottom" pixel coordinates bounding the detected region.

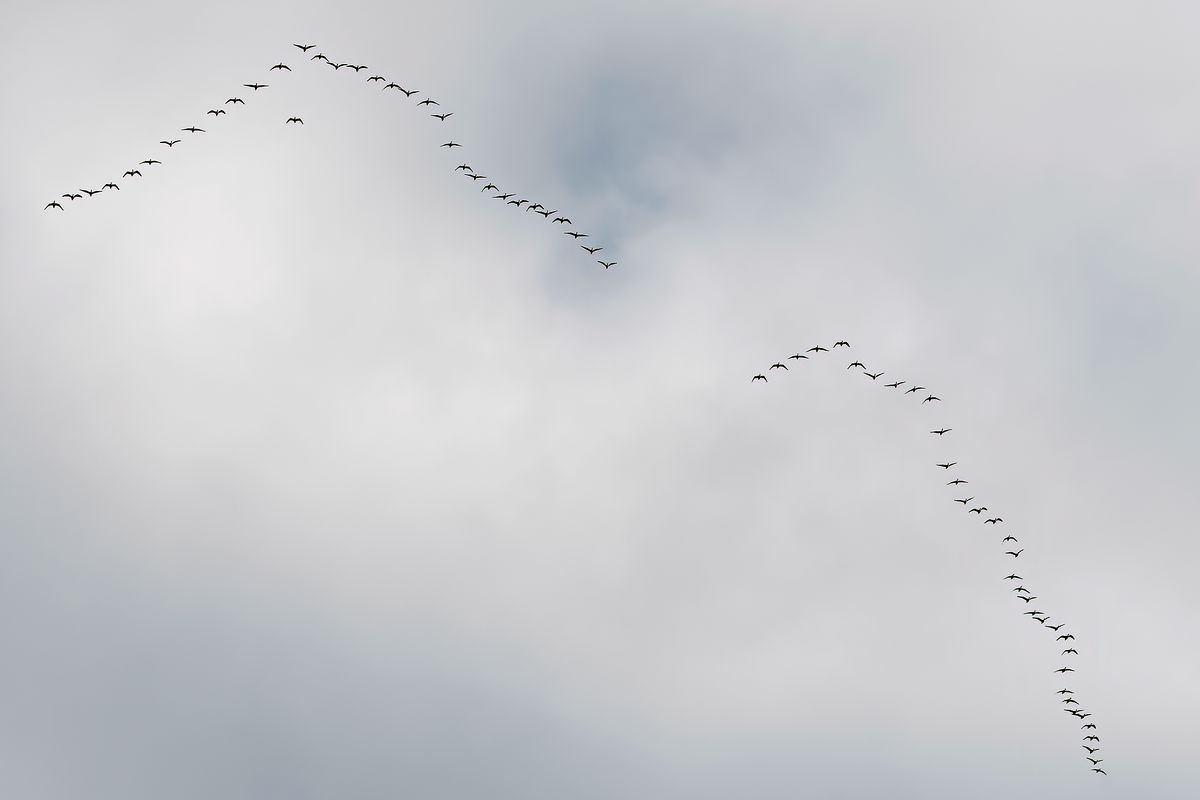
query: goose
[{"left": 598, "top": 261, "right": 617, "bottom": 269}]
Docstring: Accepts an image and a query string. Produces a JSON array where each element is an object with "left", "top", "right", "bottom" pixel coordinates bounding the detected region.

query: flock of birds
[
  {"left": 43, "top": 44, "right": 617, "bottom": 270},
  {"left": 753, "top": 343, "right": 1107, "bottom": 776},
  {"left": 41, "top": 38, "right": 1107, "bottom": 780}
]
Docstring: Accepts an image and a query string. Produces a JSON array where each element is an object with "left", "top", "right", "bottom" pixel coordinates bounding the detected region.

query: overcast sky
[{"left": 2, "top": 1, "right": 1198, "bottom": 797}]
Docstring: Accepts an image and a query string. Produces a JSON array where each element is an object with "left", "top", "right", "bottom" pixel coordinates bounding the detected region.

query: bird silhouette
[
  {"left": 454, "top": 164, "right": 472, "bottom": 171},
  {"left": 565, "top": 231, "right": 588, "bottom": 239},
  {"left": 931, "top": 428, "right": 951, "bottom": 435},
  {"left": 769, "top": 363, "right": 788, "bottom": 370},
  {"left": 368, "top": 76, "right": 386, "bottom": 83},
  {"left": 286, "top": 117, "right": 304, "bottom": 124},
  {"left": 598, "top": 261, "right": 617, "bottom": 269},
  {"left": 788, "top": 353, "right": 808, "bottom": 360},
  {"left": 937, "top": 462, "right": 957, "bottom": 469},
  {"left": 552, "top": 217, "right": 572, "bottom": 224},
  {"left": 581, "top": 246, "right": 603, "bottom": 254},
  {"left": 847, "top": 361, "right": 865, "bottom": 369},
  {"left": 1083, "top": 724, "right": 1096, "bottom": 729},
  {"left": 985, "top": 518, "right": 1003, "bottom": 524},
  {"left": 160, "top": 139, "right": 181, "bottom": 146},
  {"left": 62, "top": 193, "right": 81, "bottom": 200},
  {"left": 44, "top": 201, "right": 63, "bottom": 210},
  {"left": 225, "top": 98, "right": 244, "bottom": 105},
  {"left": 494, "top": 193, "right": 514, "bottom": 200},
  {"left": 1063, "top": 649, "right": 1079, "bottom": 655},
  {"left": 954, "top": 497, "right": 974, "bottom": 505},
  {"left": 1003, "top": 574, "right": 1022, "bottom": 580},
  {"left": 1092, "top": 768, "right": 1106, "bottom": 775},
  {"left": 270, "top": 63, "right": 291, "bottom": 71},
  {"left": 885, "top": 381, "right": 905, "bottom": 388},
  {"left": 923, "top": 395, "right": 942, "bottom": 403},
  {"left": 418, "top": 98, "right": 440, "bottom": 106},
  {"left": 311, "top": 53, "right": 328, "bottom": 61},
  {"left": 181, "top": 127, "right": 204, "bottom": 133},
  {"left": 947, "top": 479, "right": 967, "bottom": 485},
  {"left": 1056, "top": 689, "right": 1073, "bottom": 694},
  {"left": 80, "top": 189, "right": 101, "bottom": 196},
  {"left": 398, "top": 86, "right": 419, "bottom": 97},
  {"left": 833, "top": 341, "right": 850, "bottom": 347},
  {"left": 1019, "top": 595, "right": 1037, "bottom": 603},
  {"left": 122, "top": 170, "right": 141, "bottom": 177},
  {"left": 1046, "top": 624, "right": 1065, "bottom": 631},
  {"left": 383, "top": 82, "right": 402, "bottom": 90},
  {"left": 440, "top": 141, "right": 462, "bottom": 148},
  {"left": 1062, "top": 698, "right": 1079, "bottom": 705},
  {"left": 244, "top": 83, "right": 268, "bottom": 90},
  {"left": 807, "top": 345, "right": 829, "bottom": 353},
  {"left": 206, "top": 109, "right": 226, "bottom": 116},
  {"left": 752, "top": 374, "right": 767, "bottom": 382},
  {"left": 102, "top": 182, "right": 119, "bottom": 190},
  {"left": 905, "top": 385, "right": 927, "bottom": 394},
  {"left": 1083, "top": 746, "right": 1100, "bottom": 754},
  {"left": 1002, "top": 536, "right": 1018, "bottom": 543},
  {"left": 294, "top": 43, "right": 315, "bottom": 51},
  {"left": 350, "top": 65, "right": 368, "bottom": 72},
  {"left": 1058, "top": 634, "right": 1076, "bottom": 641},
  {"left": 1013, "top": 586, "right": 1030, "bottom": 593},
  {"left": 481, "top": 183, "right": 498, "bottom": 192},
  {"left": 863, "top": 371, "right": 883, "bottom": 380},
  {"left": 432, "top": 112, "right": 453, "bottom": 121},
  {"left": 1084, "top": 736, "right": 1099, "bottom": 742},
  {"left": 1006, "top": 549, "right": 1024, "bottom": 557},
  {"left": 969, "top": 507, "right": 987, "bottom": 514},
  {"left": 140, "top": 159, "right": 162, "bottom": 165}
]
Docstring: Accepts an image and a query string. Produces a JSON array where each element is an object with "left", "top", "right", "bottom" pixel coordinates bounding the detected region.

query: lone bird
[
  {"left": 270, "top": 63, "right": 292, "bottom": 71},
  {"left": 160, "top": 139, "right": 181, "bottom": 146},
  {"left": 931, "top": 428, "right": 951, "bottom": 435},
  {"left": 440, "top": 141, "right": 462, "bottom": 148},
  {"left": 286, "top": 117, "right": 304, "bottom": 124},
  {"left": 44, "top": 201, "right": 63, "bottom": 210},
  {"left": 582, "top": 246, "right": 603, "bottom": 254},
  {"left": 752, "top": 374, "right": 768, "bottom": 382},
  {"left": 1006, "top": 549, "right": 1024, "bottom": 557},
  {"left": 244, "top": 83, "right": 268, "bottom": 90},
  {"left": 598, "top": 261, "right": 617, "bottom": 269}
]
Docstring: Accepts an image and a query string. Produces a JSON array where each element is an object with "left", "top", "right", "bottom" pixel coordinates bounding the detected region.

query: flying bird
[
  {"left": 206, "top": 109, "right": 226, "bottom": 116},
  {"left": 985, "top": 518, "right": 1003, "bottom": 524},
  {"left": 1063, "top": 649, "right": 1079, "bottom": 655},
  {"left": 350, "top": 65, "right": 368, "bottom": 72},
  {"left": 947, "top": 479, "right": 967, "bottom": 485},
  {"left": 953, "top": 497, "right": 974, "bottom": 505},
  {"left": 1084, "top": 736, "right": 1099, "bottom": 741},
  {"left": 244, "top": 83, "right": 268, "bottom": 90},
  {"left": 102, "top": 182, "right": 119, "bottom": 190},
  {"left": 1083, "top": 724, "right": 1097, "bottom": 729},
  {"left": 833, "top": 341, "right": 850, "bottom": 347},
  {"left": 1012, "top": 586, "right": 1029, "bottom": 593},
  {"left": 160, "top": 139, "right": 181, "bottom": 146},
  {"left": 752, "top": 374, "right": 768, "bottom": 382},
  {"left": 552, "top": 217, "right": 572, "bottom": 224},
  {"left": 931, "top": 428, "right": 952, "bottom": 435},
  {"left": 582, "top": 246, "right": 603, "bottom": 254},
  {"left": 140, "top": 159, "right": 161, "bottom": 165},
  {"left": 1092, "top": 768, "right": 1106, "bottom": 775},
  {"left": 807, "top": 345, "right": 829, "bottom": 353},
  {"left": 418, "top": 98, "right": 440, "bottom": 106},
  {"left": 905, "top": 385, "right": 927, "bottom": 394},
  {"left": 1087, "top": 758, "right": 1103, "bottom": 765},
  {"left": 225, "top": 97, "right": 244, "bottom": 104},
  {"left": 80, "top": 189, "right": 101, "bottom": 196},
  {"left": 885, "top": 381, "right": 905, "bottom": 388},
  {"left": 293, "top": 44, "right": 315, "bottom": 51},
  {"left": 368, "top": 76, "right": 387, "bottom": 83},
  {"left": 969, "top": 506, "right": 987, "bottom": 514},
  {"left": 1005, "top": 549, "right": 1024, "bottom": 557},
  {"left": 62, "top": 193, "right": 81, "bottom": 200},
  {"left": 1019, "top": 595, "right": 1037, "bottom": 603},
  {"left": 122, "top": 170, "right": 141, "bottom": 177},
  {"left": 863, "top": 371, "right": 884, "bottom": 380},
  {"left": 1046, "top": 624, "right": 1065, "bottom": 631},
  {"left": 769, "top": 363, "right": 788, "bottom": 370},
  {"left": 455, "top": 164, "right": 472, "bottom": 171},
  {"left": 1084, "top": 746, "right": 1100, "bottom": 754},
  {"left": 494, "top": 193, "right": 514, "bottom": 200},
  {"left": 269, "top": 63, "right": 291, "bottom": 71},
  {"left": 565, "top": 231, "right": 588, "bottom": 239},
  {"left": 398, "top": 86, "right": 418, "bottom": 97},
  {"left": 923, "top": 395, "right": 942, "bottom": 403},
  {"left": 432, "top": 112, "right": 453, "bottom": 121},
  {"left": 847, "top": 361, "right": 865, "bottom": 370},
  {"left": 1003, "top": 574, "right": 1022, "bottom": 580},
  {"left": 44, "top": 201, "right": 63, "bottom": 210},
  {"left": 937, "top": 462, "right": 957, "bottom": 469},
  {"left": 1058, "top": 634, "right": 1076, "bottom": 641},
  {"left": 481, "top": 183, "right": 498, "bottom": 192},
  {"left": 440, "top": 141, "right": 462, "bottom": 148},
  {"left": 598, "top": 261, "right": 617, "bottom": 269},
  {"left": 181, "top": 127, "right": 204, "bottom": 133},
  {"left": 286, "top": 117, "right": 304, "bottom": 124},
  {"left": 1002, "top": 536, "right": 1017, "bottom": 543},
  {"left": 1062, "top": 698, "right": 1079, "bottom": 705},
  {"left": 1056, "top": 689, "right": 1073, "bottom": 694},
  {"left": 383, "top": 82, "right": 402, "bottom": 90},
  {"left": 788, "top": 353, "right": 808, "bottom": 360}
]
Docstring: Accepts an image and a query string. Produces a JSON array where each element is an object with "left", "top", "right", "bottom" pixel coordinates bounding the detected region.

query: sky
[{"left": 2, "top": 0, "right": 1199, "bottom": 797}]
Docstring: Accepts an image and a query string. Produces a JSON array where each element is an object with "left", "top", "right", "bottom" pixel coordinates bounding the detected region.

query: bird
[
  {"left": 1003, "top": 574, "right": 1022, "bottom": 580},
  {"left": 1032, "top": 615, "right": 1048, "bottom": 623},
  {"left": 833, "top": 341, "right": 850, "bottom": 348},
  {"left": 931, "top": 428, "right": 952, "bottom": 435},
  {"left": 467, "top": 174, "right": 487, "bottom": 181},
  {"left": 1056, "top": 689, "right": 1073, "bottom": 694},
  {"left": 432, "top": 112, "right": 453, "bottom": 121},
  {"left": 140, "top": 159, "right": 162, "bottom": 165},
  {"left": 310, "top": 53, "right": 328, "bottom": 61},
  {"left": 885, "top": 381, "right": 905, "bottom": 388},
  {"left": 350, "top": 65, "right": 368, "bottom": 72},
  {"left": 368, "top": 76, "right": 387, "bottom": 83},
  {"left": 507, "top": 199, "right": 524, "bottom": 206},
  {"left": 1062, "top": 698, "right": 1079, "bottom": 705},
  {"left": 1083, "top": 724, "right": 1097, "bottom": 729},
  {"left": 752, "top": 374, "right": 768, "bottom": 382},
  {"left": 1046, "top": 624, "right": 1065, "bottom": 631},
  {"left": 1084, "top": 746, "right": 1100, "bottom": 754},
  {"left": 181, "top": 127, "right": 205, "bottom": 133},
  {"left": 1013, "top": 586, "right": 1030, "bottom": 593},
  {"left": 294, "top": 43, "right": 316, "bottom": 51},
  {"left": 937, "top": 462, "right": 957, "bottom": 469},
  {"left": 286, "top": 117, "right": 304, "bottom": 124},
  {"left": 1063, "top": 649, "right": 1079, "bottom": 655},
  {"left": 494, "top": 193, "right": 514, "bottom": 200},
  {"left": 582, "top": 246, "right": 603, "bottom": 254},
  {"left": 1019, "top": 595, "right": 1037, "bottom": 603},
  {"left": 905, "top": 385, "right": 927, "bottom": 394},
  {"left": 454, "top": 164, "right": 472, "bottom": 171},
  {"left": 1006, "top": 549, "right": 1024, "bottom": 557},
  {"left": 102, "top": 182, "right": 119, "bottom": 190},
  {"left": 598, "top": 261, "right": 617, "bottom": 269},
  {"left": 206, "top": 109, "right": 226, "bottom": 116},
  {"left": 954, "top": 497, "right": 974, "bottom": 505},
  {"left": 788, "top": 353, "right": 808, "bottom": 360},
  {"left": 1058, "top": 634, "right": 1076, "bottom": 641},
  {"left": 441, "top": 141, "right": 462, "bottom": 148},
  {"left": 1084, "top": 736, "right": 1099, "bottom": 742},
  {"left": 122, "top": 170, "right": 141, "bottom": 177},
  {"left": 80, "top": 189, "right": 101, "bottom": 196},
  {"left": 481, "top": 183, "right": 498, "bottom": 192},
  {"left": 947, "top": 479, "right": 967, "bottom": 485},
  {"left": 1092, "top": 768, "right": 1106, "bottom": 775},
  {"left": 565, "top": 231, "right": 588, "bottom": 239},
  {"left": 847, "top": 361, "right": 865, "bottom": 370},
  {"left": 160, "top": 139, "right": 181, "bottom": 146},
  {"left": 62, "top": 193, "right": 81, "bottom": 200},
  {"left": 923, "top": 395, "right": 942, "bottom": 403},
  {"left": 552, "top": 217, "right": 572, "bottom": 224},
  {"left": 244, "top": 83, "right": 268, "bottom": 90},
  {"left": 418, "top": 98, "right": 440, "bottom": 106},
  {"left": 383, "top": 82, "right": 402, "bottom": 90},
  {"left": 864, "top": 371, "right": 884, "bottom": 380},
  {"left": 1087, "top": 758, "right": 1103, "bottom": 765},
  {"left": 985, "top": 518, "right": 1003, "bottom": 524},
  {"left": 536, "top": 209, "right": 554, "bottom": 217},
  {"left": 398, "top": 86, "right": 419, "bottom": 97},
  {"left": 270, "top": 63, "right": 291, "bottom": 71},
  {"left": 769, "top": 363, "right": 788, "bottom": 370},
  {"left": 969, "top": 507, "right": 987, "bottom": 514},
  {"left": 1002, "top": 536, "right": 1018, "bottom": 543},
  {"left": 807, "top": 345, "right": 829, "bottom": 353},
  {"left": 44, "top": 201, "right": 63, "bottom": 210},
  {"left": 225, "top": 97, "right": 244, "bottom": 105}
]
